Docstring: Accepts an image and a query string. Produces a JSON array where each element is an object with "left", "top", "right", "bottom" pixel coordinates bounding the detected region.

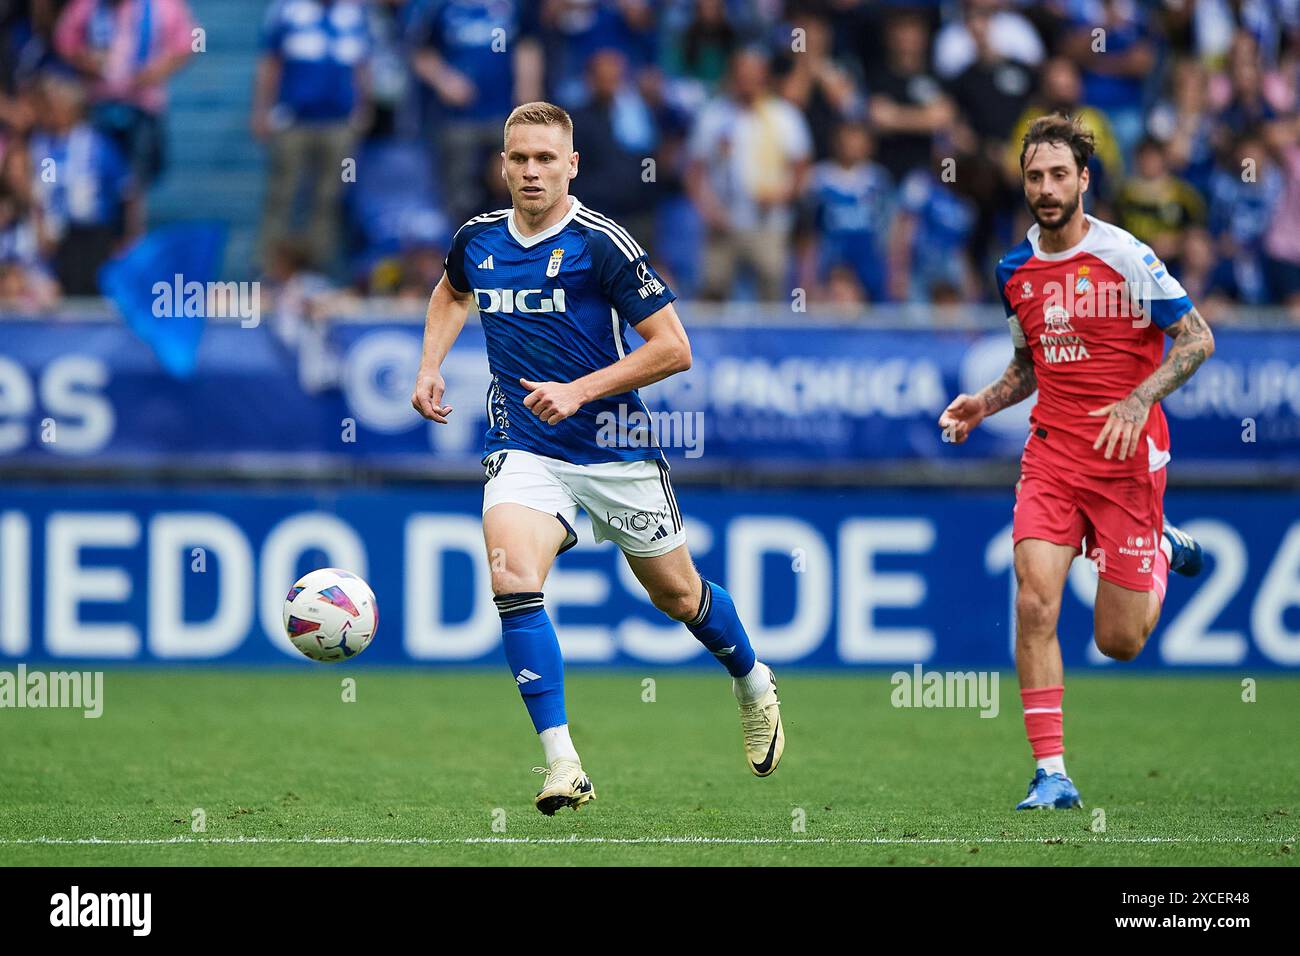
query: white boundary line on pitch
[{"left": 1, "top": 836, "right": 1293, "bottom": 846}]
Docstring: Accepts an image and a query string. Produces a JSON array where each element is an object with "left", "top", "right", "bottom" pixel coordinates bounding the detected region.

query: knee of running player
[
  {"left": 1093, "top": 618, "right": 1146, "bottom": 662},
  {"left": 1014, "top": 586, "right": 1062, "bottom": 645},
  {"left": 490, "top": 565, "right": 546, "bottom": 597},
  {"left": 646, "top": 574, "right": 702, "bottom": 622}
]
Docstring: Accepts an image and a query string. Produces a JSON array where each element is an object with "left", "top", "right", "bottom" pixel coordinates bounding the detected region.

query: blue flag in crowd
[{"left": 98, "top": 222, "right": 228, "bottom": 378}]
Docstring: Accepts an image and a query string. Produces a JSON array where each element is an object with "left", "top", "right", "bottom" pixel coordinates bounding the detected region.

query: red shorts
[{"left": 1012, "top": 455, "right": 1167, "bottom": 592}]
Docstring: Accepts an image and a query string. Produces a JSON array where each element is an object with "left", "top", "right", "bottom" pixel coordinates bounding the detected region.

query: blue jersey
[
  {"left": 900, "top": 170, "right": 977, "bottom": 256},
  {"left": 29, "top": 125, "right": 131, "bottom": 231},
  {"left": 262, "top": 0, "right": 370, "bottom": 123},
  {"left": 810, "top": 160, "right": 895, "bottom": 300},
  {"left": 409, "top": 0, "right": 528, "bottom": 121},
  {"left": 444, "top": 197, "right": 677, "bottom": 465}
]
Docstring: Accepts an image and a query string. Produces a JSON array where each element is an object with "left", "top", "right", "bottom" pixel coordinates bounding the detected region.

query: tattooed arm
[
  {"left": 1089, "top": 307, "right": 1216, "bottom": 461},
  {"left": 938, "top": 347, "right": 1037, "bottom": 444},
  {"left": 978, "top": 346, "right": 1038, "bottom": 416},
  {"left": 1133, "top": 308, "right": 1217, "bottom": 406}
]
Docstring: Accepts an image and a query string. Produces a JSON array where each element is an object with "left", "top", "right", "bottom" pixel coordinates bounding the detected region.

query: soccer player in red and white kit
[{"left": 940, "top": 115, "right": 1215, "bottom": 810}]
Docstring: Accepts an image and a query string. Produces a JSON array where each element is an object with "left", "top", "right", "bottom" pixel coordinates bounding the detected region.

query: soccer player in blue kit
[{"left": 410, "top": 102, "right": 784, "bottom": 815}]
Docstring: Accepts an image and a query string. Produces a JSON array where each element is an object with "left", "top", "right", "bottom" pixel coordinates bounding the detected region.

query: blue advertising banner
[
  {"left": 0, "top": 318, "right": 1297, "bottom": 471},
  {"left": 1, "top": 484, "right": 1297, "bottom": 669}
]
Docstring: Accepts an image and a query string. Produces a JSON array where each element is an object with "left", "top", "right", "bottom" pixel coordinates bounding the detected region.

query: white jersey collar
[{"left": 509, "top": 195, "right": 582, "bottom": 248}]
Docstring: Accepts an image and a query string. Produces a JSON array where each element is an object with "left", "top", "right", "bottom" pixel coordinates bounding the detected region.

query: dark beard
[{"left": 1030, "top": 188, "right": 1080, "bottom": 231}]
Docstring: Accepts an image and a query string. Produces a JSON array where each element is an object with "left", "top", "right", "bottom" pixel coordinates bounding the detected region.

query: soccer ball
[{"left": 282, "top": 568, "right": 378, "bottom": 663}]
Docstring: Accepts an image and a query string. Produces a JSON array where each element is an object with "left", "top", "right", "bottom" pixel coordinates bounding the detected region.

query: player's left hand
[
  {"left": 521, "top": 378, "right": 585, "bottom": 426},
  {"left": 1089, "top": 394, "right": 1151, "bottom": 461}
]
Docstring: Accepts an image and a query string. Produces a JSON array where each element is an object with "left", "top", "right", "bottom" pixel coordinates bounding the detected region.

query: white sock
[
  {"left": 1160, "top": 535, "right": 1173, "bottom": 562},
  {"left": 1037, "top": 755, "right": 1067, "bottom": 778},
  {"left": 539, "top": 724, "right": 579, "bottom": 764},
  {"left": 733, "top": 661, "right": 771, "bottom": 702}
]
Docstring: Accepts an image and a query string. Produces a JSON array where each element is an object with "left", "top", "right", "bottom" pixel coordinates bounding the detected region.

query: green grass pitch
[{"left": 1, "top": 669, "right": 1295, "bottom": 866}]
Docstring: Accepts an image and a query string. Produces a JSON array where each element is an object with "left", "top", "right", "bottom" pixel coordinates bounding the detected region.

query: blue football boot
[
  {"left": 1162, "top": 517, "right": 1204, "bottom": 577},
  {"left": 1015, "top": 769, "right": 1083, "bottom": 810}
]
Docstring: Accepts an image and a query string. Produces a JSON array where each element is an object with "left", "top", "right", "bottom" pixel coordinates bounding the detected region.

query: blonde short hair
[{"left": 504, "top": 101, "right": 574, "bottom": 148}]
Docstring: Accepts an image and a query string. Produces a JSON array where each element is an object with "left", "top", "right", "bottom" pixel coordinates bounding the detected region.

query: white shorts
[{"left": 481, "top": 449, "right": 687, "bottom": 558}]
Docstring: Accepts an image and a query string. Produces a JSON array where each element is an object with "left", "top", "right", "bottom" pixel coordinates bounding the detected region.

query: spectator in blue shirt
[
  {"left": 888, "top": 157, "right": 979, "bottom": 304},
  {"left": 28, "top": 70, "right": 136, "bottom": 295},
  {"left": 408, "top": 0, "right": 542, "bottom": 227},
  {"left": 807, "top": 122, "right": 894, "bottom": 303},
  {"left": 1060, "top": 0, "right": 1158, "bottom": 165},
  {"left": 0, "top": 132, "right": 58, "bottom": 309},
  {"left": 1206, "top": 127, "right": 1284, "bottom": 305},
  {"left": 253, "top": 0, "right": 371, "bottom": 273},
  {"left": 569, "top": 47, "right": 657, "bottom": 248},
  {"left": 1146, "top": 58, "right": 1219, "bottom": 202},
  {"left": 1213, "top": 31, "right": 1280, "bottom": 146},
  {"left": 363, "top": 0, "right": 424, "bottom": 140},
  {"left": 538, "top": 0, "right": 655, "bottom": 107}
]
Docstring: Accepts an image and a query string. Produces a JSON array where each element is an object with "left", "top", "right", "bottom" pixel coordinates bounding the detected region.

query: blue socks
[
  {"left": 496, "top": 592, "right": 566, "bottom": 733},
  {"left": 686, "top": 578, "right": 758, "bottom": 678},
  {"left": 497, "top": 580, "right": 758, "bottom": 732}
]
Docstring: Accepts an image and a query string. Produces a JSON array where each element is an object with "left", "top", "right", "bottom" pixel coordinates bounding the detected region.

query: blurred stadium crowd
[{"left": 0, "top": 0, "right": 1298, "bottom": 318}]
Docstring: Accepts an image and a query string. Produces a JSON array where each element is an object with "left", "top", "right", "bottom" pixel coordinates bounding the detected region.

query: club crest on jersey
[
  {"left": 546, "top": 248, "right": 564, "bottom": 278},
  {"left": 1075, "top": 274, "right": 1092, "bottom": 294},
  {"left": 1039, "top": 302, "right": 1090, "bottom": 364},
  {"left": 1043, "top": 303, "right": 1073, "bottom": 334}
]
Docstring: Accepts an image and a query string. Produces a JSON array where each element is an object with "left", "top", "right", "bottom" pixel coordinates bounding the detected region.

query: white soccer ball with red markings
[{"left": 282, "top": 568, "right": 378, "bottom": 663}]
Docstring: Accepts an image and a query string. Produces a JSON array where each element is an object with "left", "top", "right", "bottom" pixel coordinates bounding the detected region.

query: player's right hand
[
  {"left": 411, "top": 369, "right": 453, "bottom": 424},
  {"left": 938, "top": 394, "right": 985, "bottom": 444}
]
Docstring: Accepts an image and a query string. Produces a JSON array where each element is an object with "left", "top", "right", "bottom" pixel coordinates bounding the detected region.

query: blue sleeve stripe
[{"left": 1150, "top": 295, "right": 1193, "bottom": 329}]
